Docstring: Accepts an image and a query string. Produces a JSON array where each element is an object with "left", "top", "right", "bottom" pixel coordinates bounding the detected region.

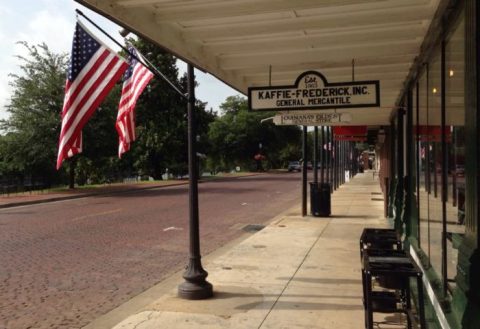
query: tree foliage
[
  {"left": 208, "top": 96, "right": 301, "bottom": 171},
  {"left": 121, "top": 38, "right": 216, "bottom": 179},
  {"left": 0, "top": 42, "right": 67, "bottom": 185},
  {"left": 0, "top": 40, "right": 302, "bottom": 189}
]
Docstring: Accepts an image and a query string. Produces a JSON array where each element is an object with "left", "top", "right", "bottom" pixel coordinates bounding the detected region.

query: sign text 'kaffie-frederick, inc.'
[{"left": 248, "top": 71, "right": 380, "bottom": 111}]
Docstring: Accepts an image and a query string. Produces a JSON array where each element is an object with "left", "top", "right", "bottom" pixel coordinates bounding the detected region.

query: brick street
[{"left": 0, "top": 173, "right": 301, "bottom": 329}]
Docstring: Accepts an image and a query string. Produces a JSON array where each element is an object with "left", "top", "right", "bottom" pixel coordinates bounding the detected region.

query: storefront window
[
  {"left": 427, "top": 51, "right": 443, "bottom": 279},
  {"left": 415, "top": 10, "right": 465, "bottom": 293},
  {"left": 412, "top": 83, "right": 418, "bottom": 236},
  {"left": 418, "top": 70, "right": 428, "bottom": 251},
  {"left": 445, "top": 13, "right": 465, "bottom": 289}
]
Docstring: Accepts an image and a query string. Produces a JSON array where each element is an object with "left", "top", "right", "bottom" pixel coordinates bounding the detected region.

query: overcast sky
[{"left": 0, "top": 0, "right": 241, "bottom": 120}]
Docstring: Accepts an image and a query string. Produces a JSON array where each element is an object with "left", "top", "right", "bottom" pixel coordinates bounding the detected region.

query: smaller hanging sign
[
  {"left": 248, "top": 71, "right": 380, "bottom": 112},
  {"left": 273, "top": 112, "right": 352, "bottom": 126}
]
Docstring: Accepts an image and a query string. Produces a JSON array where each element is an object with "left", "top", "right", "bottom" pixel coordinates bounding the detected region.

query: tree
[
  {"left": 0, "top": 42, "right": 128, "bottom": 187},
  {"left": 124, "top": 38, "right": 216, "bottom": 179},
  {"left": 0, "top": 42, "right": 68, "bottom": 186},
  {"left": 0, "top": 39, "right": 217, "bottom": 187},
  {"left": 208, "top": 96, "right": 301, "bottom": 171}
]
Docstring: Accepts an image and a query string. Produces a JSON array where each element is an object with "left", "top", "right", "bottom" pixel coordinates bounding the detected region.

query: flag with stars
[
  {"left": 116, "top": 46, "right": 154, "bottom": 157},
  {"left": 56, "top": 21, "right": 128, "bottom": 169}
]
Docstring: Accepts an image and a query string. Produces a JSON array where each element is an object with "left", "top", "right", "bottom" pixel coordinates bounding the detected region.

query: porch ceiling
[{"left": 76, "top": 0, "right": 441, "bottom": 125}]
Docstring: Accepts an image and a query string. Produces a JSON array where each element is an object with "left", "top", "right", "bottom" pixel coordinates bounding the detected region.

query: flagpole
[{"left": 75, "top": 9, "right": 187, "bottom": 100}]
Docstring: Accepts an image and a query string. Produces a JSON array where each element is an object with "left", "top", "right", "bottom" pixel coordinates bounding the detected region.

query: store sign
[
  {"left": 333, "top": 126, "right": 367, "bottom": 136},
  {"left": 248, "top": 71, "right": 380, "bottom": 111},
  {"left": 333, "top": 125, "right": 367, "bottom": 142},
  {"left": 273, "top": 112, "right": 352, "bottom": 126},
  {"left": 414, "top": 125, "right": 452, "bottom": 142}
]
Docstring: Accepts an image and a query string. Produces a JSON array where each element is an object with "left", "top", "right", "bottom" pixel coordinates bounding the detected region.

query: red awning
[
  {"left": 334, "top": 136, "right": 367, "bottom": 142},
  {"left": 414, "top": 125, "right": 450, "bottom": 135},
  {"left": 333, "top": 126, "right": 368, "bottom": 136}
]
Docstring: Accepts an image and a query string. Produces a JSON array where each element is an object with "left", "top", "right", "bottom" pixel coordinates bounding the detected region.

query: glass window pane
[
  {"left": 428, "top": 51, "right": 443, "bottom": 279},
  {"left": 412, "top": 84, "right": 419, "bottom": 239},
  {"left": 418, "top": 70, "right": 429, "bottom": 252},
  {"left": 445, "top": 12, "right": 465, "bottom": 290}
]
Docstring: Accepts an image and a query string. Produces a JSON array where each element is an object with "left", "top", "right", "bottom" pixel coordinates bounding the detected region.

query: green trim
[
  {"left": 400, "top": 1, "right": 480, "bottom": 327},
  {"left": 409, "top": 239, "right": 463, "bottom": 329}
]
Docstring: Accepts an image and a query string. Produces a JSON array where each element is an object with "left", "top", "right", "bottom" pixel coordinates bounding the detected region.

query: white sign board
[
  {"left": 248, "top": 71, "right": 380, "bottom": 111},
  {"left": 273, "top": 112, "right": 352, "bottom": 126}
]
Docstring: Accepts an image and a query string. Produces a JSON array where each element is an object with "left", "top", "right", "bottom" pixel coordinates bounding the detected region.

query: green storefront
[{"left": 387, "top": 1, "right": 480, "bottom": 327}]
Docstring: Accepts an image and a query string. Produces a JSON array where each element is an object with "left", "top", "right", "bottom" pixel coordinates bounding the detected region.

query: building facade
[{"left": 385, "top": 1, "right": 480, "bottom": 327}]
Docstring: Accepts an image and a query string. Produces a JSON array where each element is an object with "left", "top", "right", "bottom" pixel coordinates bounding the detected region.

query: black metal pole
[
  {"left": 178, "top": 64, "right": 213, "bottom": 300},
  {"left": 416, "top": 83, "right": 421, "bottom": 245},
  {"left": 302, "top": 126, "right": 308, "bottom": 216},
  {"left": 339, "top": 141, "right": 343, "bottom": 185},
  {"left": 340, "top": 141, "right": 343, "bottom": 185},
  {"left": 433, "top": 143, "right": 438, "bottom": 198},
  {"left": 346, "top": 142, "right": 350, "bottom": 179},
  {"left": 342, "top": 141, "right": 345, "bottom": 184},
  {"left": 331, "top": 128, "right": 335, "bottom": 192},
  {"left": 333, "top": 139, "right": 338, "bottom": 190},
  {"left": 314, "top": 126, "right": 318, "bottom": 183},
  {"left": 440, "top": 39, "right": 448, "bottom": 296},
  {"left": 340, "top": 141, "right": 347, "bottom": 185},
  {"left": 326, "top": 127, "right": 330, "bottom": 185},
  {"left": 351, "top": 143, "right": 354, "bottom": 176},
  {"left": 321, "top": 126, "right": 326, "bottom": 184}
]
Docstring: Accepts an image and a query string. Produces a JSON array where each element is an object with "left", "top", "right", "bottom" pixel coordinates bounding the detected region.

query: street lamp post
[{"left": 178, "top": 64, "right": 213, "bottom": 300}]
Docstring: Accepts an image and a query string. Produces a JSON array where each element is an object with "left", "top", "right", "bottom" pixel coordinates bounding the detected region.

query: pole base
[{"left": 178, "top": 280, "right": 213, "bottom": 300}]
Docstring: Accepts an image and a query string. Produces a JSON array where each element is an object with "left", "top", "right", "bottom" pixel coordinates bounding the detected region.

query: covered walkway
[
  {"left": 74, "top": 1, "right": 480, "bottom": 327},
  {"left": 84, "top": 172, "right": 402, "bottom": 329}
]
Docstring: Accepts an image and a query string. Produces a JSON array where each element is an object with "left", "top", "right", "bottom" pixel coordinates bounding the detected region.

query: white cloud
[
  {"left": 0, "top": 3, "right": 12, "bottom": 16},
  {"left": 15, "top": 9, "right": 73, "bottom": 55}
]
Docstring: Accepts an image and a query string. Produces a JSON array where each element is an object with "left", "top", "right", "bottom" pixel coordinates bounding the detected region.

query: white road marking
[
  {"left": 71, "top": 209, "right": 123, "bottom": 221},
  {"left": 163, "top": 226, "right": 183, "bottom": 232}
]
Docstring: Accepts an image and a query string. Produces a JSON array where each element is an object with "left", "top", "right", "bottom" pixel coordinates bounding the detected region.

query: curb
[{"left": 0, "top": 173, "right": 264, "bottom": 209}]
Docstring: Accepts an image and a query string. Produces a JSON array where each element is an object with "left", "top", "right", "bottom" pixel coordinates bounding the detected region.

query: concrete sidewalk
[{"left": 83, "top": 172, "right": 391, "bottom": 329}]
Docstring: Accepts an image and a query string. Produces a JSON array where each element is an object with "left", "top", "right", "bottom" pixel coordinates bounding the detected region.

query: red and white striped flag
[
  {"left": 56, "top": 22, "right": 128, "bottom": 169},
  {"left": 116, "top": 46, "right": 154, "bottom": 157}
]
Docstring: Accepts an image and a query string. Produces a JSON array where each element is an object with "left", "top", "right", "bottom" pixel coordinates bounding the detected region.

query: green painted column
[{"left": 405, "top": 89, "right": 414, "bottom": 241}]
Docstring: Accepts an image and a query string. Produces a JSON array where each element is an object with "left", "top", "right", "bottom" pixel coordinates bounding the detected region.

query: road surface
[{"left": 0, "top": 173, "right": 301, "bottom": 329}]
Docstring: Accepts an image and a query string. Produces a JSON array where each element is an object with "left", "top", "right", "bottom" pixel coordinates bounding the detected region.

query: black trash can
[{"left": 310, "top": 182, "right": 331, "bottom": 217}]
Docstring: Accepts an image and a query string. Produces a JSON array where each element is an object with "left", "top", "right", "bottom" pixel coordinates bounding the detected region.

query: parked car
[{"left": 288, "top": 161, "right": 301, "bottom": 172}]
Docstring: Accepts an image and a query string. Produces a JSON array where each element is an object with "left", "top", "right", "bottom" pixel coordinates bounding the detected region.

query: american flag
[
  {"left": 56, "top": 22, "right": 128, "bottom": 169},
  {"left": 116, "top": 46, "right": 154, "bottom": 157}
]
